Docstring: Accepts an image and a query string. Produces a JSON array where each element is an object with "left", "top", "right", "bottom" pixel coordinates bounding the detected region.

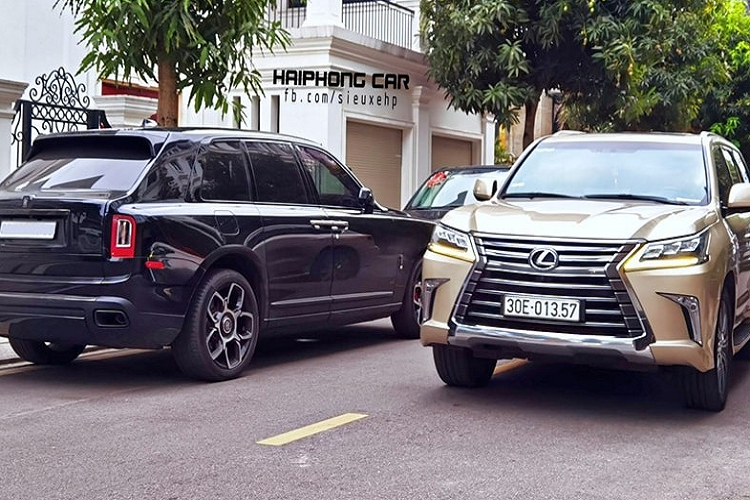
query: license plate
[
  {"left": 0, "top": 220, "right": 57, "bottom": 240},
  {"left": 503, "top": 294, "right": 581, "bottom": 322}
]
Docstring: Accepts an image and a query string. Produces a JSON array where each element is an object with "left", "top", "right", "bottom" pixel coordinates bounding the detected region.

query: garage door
[
  {"left": 431, "top": 135, "right": 473, "bottom": 171},
  {"left": 345, "top": 121, "right": 403, "bottom": 209}
]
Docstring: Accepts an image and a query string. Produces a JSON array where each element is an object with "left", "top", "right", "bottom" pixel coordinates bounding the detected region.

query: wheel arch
[{"left": 189, "top": 246, "right": 268, "bottom": 324}]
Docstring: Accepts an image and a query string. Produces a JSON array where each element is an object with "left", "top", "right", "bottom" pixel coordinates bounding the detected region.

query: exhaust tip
[{"left": 94, "top": 309, "right": 129, "bottom": 328}]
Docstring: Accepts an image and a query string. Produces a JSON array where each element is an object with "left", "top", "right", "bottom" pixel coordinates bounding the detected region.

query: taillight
[{"left": 110, "top": 215, "right": 136, "bottom": 259}]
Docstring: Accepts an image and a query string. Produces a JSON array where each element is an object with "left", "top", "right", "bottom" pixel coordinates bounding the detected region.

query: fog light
[
  {"left": 421, "top": 278, "right": 449, "bottom": 323},
  {"left": 659, "top": 293, "right": 702, "bottom": 345}
]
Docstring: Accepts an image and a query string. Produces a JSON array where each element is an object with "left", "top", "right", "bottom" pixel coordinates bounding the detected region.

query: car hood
[
  {"left": 403, "top": 208, "right": 452, "bottom": 221},
  {"left": 442, "top": 199, "right": 718, "bottom": 241}
]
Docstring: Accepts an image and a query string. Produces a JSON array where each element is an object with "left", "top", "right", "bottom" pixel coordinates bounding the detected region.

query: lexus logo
[{"left": 529, "top": 247, "right": 559, "bottom": 270}]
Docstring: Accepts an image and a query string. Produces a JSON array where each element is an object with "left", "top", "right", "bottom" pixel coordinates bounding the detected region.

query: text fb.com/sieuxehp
[{"left": 283, "top": 88, "right": 400, "bottom": 109}]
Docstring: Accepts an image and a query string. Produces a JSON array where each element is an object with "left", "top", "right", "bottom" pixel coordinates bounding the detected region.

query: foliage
[
  {"left": 56, "top": 0, "right": 290, "bottom": 125},
  {"left": 420, "top": 0, "right": 729, "bottom": 145},
  {"left": 565, "top": 0, "right": 726, "bottom": 133},
  {"left": 699, "top": 0, "right": 750, "bottom": 158},
  {"left": 420, "top": 0, "right": 587, "bottom": 146}
]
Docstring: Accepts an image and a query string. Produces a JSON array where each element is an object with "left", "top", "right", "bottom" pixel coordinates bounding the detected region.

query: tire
[
  {"left": 172, "top": 269, "right": 259, "bottom": 382},
  {"left": 432, "top": 344, "right": 495, "bottom": 388},
  {"left": 390, "top": 260, "right": 422, "bottom": 339},
  {"left": 8, "top": 338, "right": 85, "bottom": 365},
  {"left": 681, "top": 288, "right": 732, "bottom": 411}
]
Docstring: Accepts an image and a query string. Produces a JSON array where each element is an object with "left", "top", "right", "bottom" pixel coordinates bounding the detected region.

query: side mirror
[
  {"left": 473, "top": 178, "right": 498, "bottom": 202},
  {"left": 358, "top": 187, "right": 375, "bottom": 213},
  {"left": 728, "top": 183, "right": 750, "bottom": 208}
]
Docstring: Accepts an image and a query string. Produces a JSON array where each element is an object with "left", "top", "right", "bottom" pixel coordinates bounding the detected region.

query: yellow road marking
[
  {"left": 493, "top": 358, "right": 528, "bottom": 376},
  {"left": 257, "top": 413, "right": 368, "bottom": 447}
]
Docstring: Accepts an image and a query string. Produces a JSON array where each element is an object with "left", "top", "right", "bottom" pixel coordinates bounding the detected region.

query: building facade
[{"left": 0, "top": 0, "right": 553, "bottom": 208}]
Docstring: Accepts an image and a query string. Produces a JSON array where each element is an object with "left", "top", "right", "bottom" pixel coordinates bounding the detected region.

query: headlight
[
  {"left": 428, "top": 224, "right": 476, "bottom": 262},
  {"left": 624, "top": 230, "right": 709, "bottom": 271}
]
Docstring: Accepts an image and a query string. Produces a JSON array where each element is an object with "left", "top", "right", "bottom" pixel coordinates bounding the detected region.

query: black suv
[{"left": 0, "top": 129, "right": 432, "bottom": 380}]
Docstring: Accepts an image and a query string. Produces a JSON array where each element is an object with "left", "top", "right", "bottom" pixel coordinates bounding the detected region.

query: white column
[
  {"left": 326, "top": 102, "right": 344, "bottom": 160},
  {"left": 0, "top": 79, "right": 28, "bottom": 177},
  {"left": 482, "top": 114, "right": 496, "bottom": 164},
  {"left": 259, "top": 95, "right": 275, "bottom": 132},
  {"left": 302, "top": 0, "right": 343, "bottom": 27},
  {"left": 407, "top": 86, "right": 431, "bottom": 204}
]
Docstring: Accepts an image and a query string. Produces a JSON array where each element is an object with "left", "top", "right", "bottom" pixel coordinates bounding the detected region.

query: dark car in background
[
  {"left": 0, "top": 128, "right": 433, "bottom": 381},
  {"left": 403, "top": 165, "right": 511, "bottom": 220}
]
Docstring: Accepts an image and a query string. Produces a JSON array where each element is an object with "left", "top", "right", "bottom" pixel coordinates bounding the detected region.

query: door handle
[
  {"left": 328, "top": 220, "right": 348, "bottom": 233},
  {"left": 309, "top": 220, "right": 349, "bottom": 233}
]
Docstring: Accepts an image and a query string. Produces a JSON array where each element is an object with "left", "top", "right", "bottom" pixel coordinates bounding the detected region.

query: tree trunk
[
  {"left": 522, "top": 99, "right": 538, "bottom": 150},
  {"left": 157, "top": 57, "right": 179, "bottom": 127}
]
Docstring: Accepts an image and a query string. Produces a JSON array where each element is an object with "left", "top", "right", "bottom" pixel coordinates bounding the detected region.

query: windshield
[
  {"left": 409, "top": 169, "right": 509, "bottom": 209},
  {"left": 503, "top": 141, "right": 708, "bottom": 205}
]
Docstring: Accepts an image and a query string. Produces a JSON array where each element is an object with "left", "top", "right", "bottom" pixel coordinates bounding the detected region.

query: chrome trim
[
  {"left": 472, "top": 232, "right": 632, "bottom": 247},
  {"left": 485, "top": 262, "right": 612, "bottom": 277},
  {"left": 422, "top": 278, "right": 449, "bottom": 323},
  {"left": 450, "top": 324, "right": 655, "bottom": 365},
  {"left": 529, "top": 247, "right": 559, "bottom": 270},
  {"left": 615, "top": 247, "right": 657, "bottom": 349},
  {"left": 480, "top": 276, "right": 613, "bottom": 291},
  {"left": 658, "top": 292, "right": 702, "bottom": 345},
  {"left": 455, "top": 235, "right": 645, "bottom": 338},
  {"left": 0, "top": 291, "right": 98, "bottom": 302}
]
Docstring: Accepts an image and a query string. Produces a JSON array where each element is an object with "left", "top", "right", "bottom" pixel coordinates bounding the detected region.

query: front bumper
[
  {"left": 420, "top": 237, "right": 725, "bottom": 372},
  {"left": 446, "top": 323, "right": 655, "bottom": 366}
]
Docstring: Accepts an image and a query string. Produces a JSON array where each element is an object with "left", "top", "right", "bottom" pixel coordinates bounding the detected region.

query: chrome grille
[{"left": 455, "top": 235, "right": 642, "bottom": 337}]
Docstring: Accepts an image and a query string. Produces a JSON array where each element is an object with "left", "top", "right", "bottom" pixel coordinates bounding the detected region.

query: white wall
[{"left": 0, "top": 0, "right": 97, "bottom": 97}]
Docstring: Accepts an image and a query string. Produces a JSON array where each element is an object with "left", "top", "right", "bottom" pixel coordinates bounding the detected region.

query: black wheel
[
  {"left": 172, "top": 269, "right": 259, "bottom": 381},
  {"left": 390, "top": 260, "right": 422, "bottom": 339},
  {"left": 432, "top": 344, "right": 495, "bottom": 388},
  {"left": 681, "top": 288, "right": 732, "bottom": 411},
  {"left": 8, "top": 338, "right": 85, "bottom": 365}
]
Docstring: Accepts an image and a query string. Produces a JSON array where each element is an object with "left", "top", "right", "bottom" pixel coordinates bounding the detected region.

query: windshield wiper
[
  {"left": 582, "top": 193, "right": 691, "bottom": 205},
  {"left": 502, "top": 192, "right": 581, "bottom": 200}
]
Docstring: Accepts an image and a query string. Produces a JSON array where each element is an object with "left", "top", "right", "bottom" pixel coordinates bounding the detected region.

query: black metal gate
[{"left": 11, "top": 67, "right": 109, "bottom": 167}]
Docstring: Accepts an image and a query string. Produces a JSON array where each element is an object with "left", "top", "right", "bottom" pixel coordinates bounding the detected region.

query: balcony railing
[
  {"left": 266, "top": 0, "right": 415, "bottom": 50},
  {"left": 342, "top": 0, "right": 414, "bottom": 49},
  {"left": 267, "top": 2, "right": 306, "bottom": 29}
]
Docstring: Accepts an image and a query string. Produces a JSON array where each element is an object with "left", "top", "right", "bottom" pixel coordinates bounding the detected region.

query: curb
[{"left": 0, "top": 339, "right": 16, "bottom": 365}]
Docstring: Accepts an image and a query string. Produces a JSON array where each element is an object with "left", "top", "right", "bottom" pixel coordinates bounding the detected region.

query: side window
[
  {"left": 296, "top": 146, "right": 361, "bottom": 207},
  {"left": 138, "top": 143, "right": 192, "bottom": 201},
  {"left": 198, "top": 141, "right": 251, "bottom": 202},
  {"left": 245, "top": 141, "right": 309, "bottom": 204}
]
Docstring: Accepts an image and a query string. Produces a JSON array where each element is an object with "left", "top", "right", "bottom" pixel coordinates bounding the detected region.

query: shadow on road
[
  {"left": 419, "top": 357, "right": 750, "bottom": 421},
  {"left": 0, "top": 319, "right": 403, "bottom": 388},
  {"left": 252, "top": 318, "right": 402, "bottom": 368}
]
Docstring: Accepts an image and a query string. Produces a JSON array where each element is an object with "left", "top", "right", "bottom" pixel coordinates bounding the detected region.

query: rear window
[{"left": 1, "top": 136, "right": 154, "bottom": 193}]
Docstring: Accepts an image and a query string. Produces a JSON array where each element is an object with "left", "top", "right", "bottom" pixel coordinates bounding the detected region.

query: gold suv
[{"left": 420, "top": 132, "right": 750, "bottom": 411}]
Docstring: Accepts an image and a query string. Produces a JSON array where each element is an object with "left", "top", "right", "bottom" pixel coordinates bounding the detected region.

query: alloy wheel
[
  {"left": 715, "top": 299, "right": 731, "bottom": 400},
  {"left": 205, "top": 282, "right": 255, "bottom": 370}
]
